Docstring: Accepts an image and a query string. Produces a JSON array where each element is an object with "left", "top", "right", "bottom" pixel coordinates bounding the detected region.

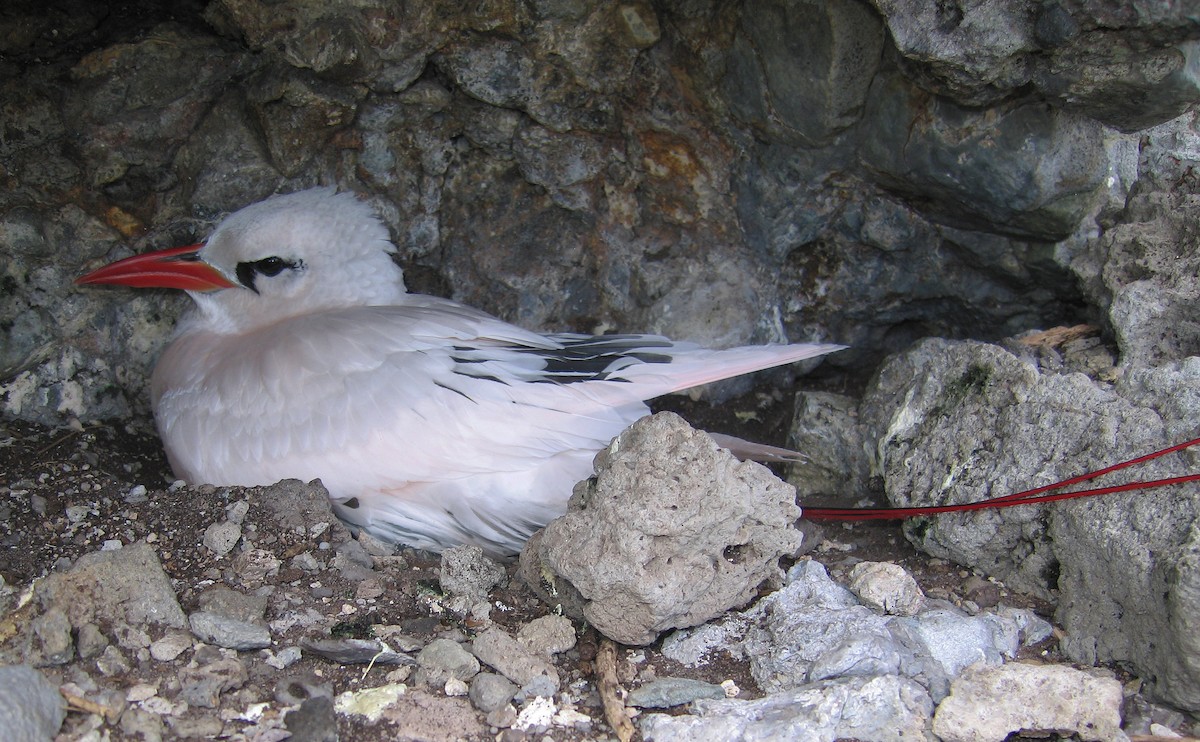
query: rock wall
[
  {"left": 4, "top": 0, "right": 1197, "bottom": 424},
  {"left": 4, "top": 0, "right": 1200, "bottom": 718}
]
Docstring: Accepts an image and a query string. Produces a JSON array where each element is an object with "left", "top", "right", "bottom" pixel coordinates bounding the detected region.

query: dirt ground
[{"left": 0, "top": 404, "right": 1153, "bottom": 741}]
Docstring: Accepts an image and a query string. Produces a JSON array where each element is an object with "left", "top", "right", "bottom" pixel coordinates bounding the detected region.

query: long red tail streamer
[{"left": 804, "top": 436, "right": 1200, "bottom": 522}]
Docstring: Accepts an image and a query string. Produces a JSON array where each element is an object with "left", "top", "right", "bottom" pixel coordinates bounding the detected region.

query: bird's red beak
[{"left": 75, "top": 244, "right": 237, "bottom": 292}]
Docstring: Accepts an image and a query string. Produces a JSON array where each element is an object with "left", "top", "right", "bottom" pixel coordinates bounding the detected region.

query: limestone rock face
[
  {"left": 6, "top": 0, "right": 1199, "bottom": 424},
  {"left": 857, "top": 339, "right": 1200, "bottom": 711}
]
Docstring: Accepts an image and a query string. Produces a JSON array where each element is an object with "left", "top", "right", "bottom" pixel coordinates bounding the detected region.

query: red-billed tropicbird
[{"left": 77, "top": 188, "right": 844, "bottom": 555}]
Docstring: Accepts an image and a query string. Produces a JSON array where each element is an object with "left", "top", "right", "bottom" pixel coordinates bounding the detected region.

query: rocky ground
[{"left": 1, "top": 408, "right": 1197, "bottom": 741}]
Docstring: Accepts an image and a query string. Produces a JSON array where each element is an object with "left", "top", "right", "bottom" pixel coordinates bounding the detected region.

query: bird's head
[{"left": 76, "top": 188, "right": 406, "bottom": 334}]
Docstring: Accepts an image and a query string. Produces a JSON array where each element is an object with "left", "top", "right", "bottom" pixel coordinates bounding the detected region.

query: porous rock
[
  {"left": 518, "top": 412, "right": 802, "bottom": 645},
  {"left": 439, "top": 544, "right": 506, "bottom": 604},
  {"left": 931, "top": 663, "right": 1125, "bottom": 742},
  {"left": 848, "top": 561, "right": 925, "bottom": 616}
]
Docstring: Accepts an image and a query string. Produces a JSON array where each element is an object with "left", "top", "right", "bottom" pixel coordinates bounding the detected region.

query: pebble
[
  {"left": 189, "top": 611, "right": 272, "bottom": 650},
  {"left": 627, "top": 677, "right": 727, "bottom": 708},
  {"left": 150, "top": 630, "right": 194, "bottom": 662},
  {"left": 848, "top": 560, "right": 925, "bottom": 616},
  {"left": 284, "top": 695, "right": 338, "bottom": 742},
  {"left": 439, "top": 544, "right": 507, "bottom": 604},
  {"left": 178, "top": 657, "right": 249, "bottom": 709},
  {"left": 0, "top": 665, "right": 67, "bottom": 740},
  {"left": 203, "top": 520, "right": 242, "bottom": 557},
  {"left": 95, "top": 645, "right": 132, "bottom": 676},
  {"left": 233, "top": 548, "right": 281, "bottom": 585},
  {"left": 32, "top": 607, "right": 73, "bottom": 665},
  {"left": 518, "top": 674, "right": 557, "bottom": 700},
  {"left": 125, "top": 484, "right": 148, "bottom": 503},
  {"left": 198, "top": 585, "right": 269, "bottom": 623},
  {"left": 517, "top": 614, "right": 576, "bottom": 656},
  {"left": 469, "top": 672, "right": 519, "bottom": 713},
  {"left": 291, "top": 552, "right": 321, "bottom": 572},
  {"left": 264, "top": 646, "right": 303, "bottom": 670},
  {"left": 226, "top": 499, "right": 250, "bottom": 525},
  {"left": 416, "top": 638, "right": 481, "bottom": 686},
  {"left": 471, "top": 626, "right": 560, "bottom": 691},
  {"left": 486, "top": 704, "right": 519, "bottom": 729}
]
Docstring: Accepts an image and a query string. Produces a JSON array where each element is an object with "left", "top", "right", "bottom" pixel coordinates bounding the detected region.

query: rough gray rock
[
  {"left": 788, "top": 391, "right": 872, "bottom": 503},
  {"left": 740, "top": 560, "right": 896, "bottom": 692},
  {"left": 0, "top": 665, "right": 67, "bottom": 740},
  {"left": 1064, "top": 112, "right": 1200, "bottom": 366},
  {"left": 518, "top": 412, "right": 801, "bottom": 645},
  {"left": 197, "top": 585, "right": 269, "bottom": 624},
  {"left": 871, "top": 0, "right": 1200, "bottom": 129},
  {"left": 859, "top": 71, "right": 1109, "bottom": 240},
  {"left": 415, "top": 638, "right": 481, "bottom": 687},
  {"left": 859, "top": 337, "right": 1200, "bottom": 710},
  {"left": 662, "top": 559, "right": 1041, "bottom": 704},
  {"left": 931, "top": 663, "right": 1125, "bottom": 742},
  {"left": 439, "top": 544, "right": 507, "bottom": 605},
  {"left": 469, "top": 627, "right": 559, "bottom": 693},
  {"left": 179, "top": 657, "right": 249, "bottom": 709},
  {"left": 284, "top": 695, "right": 339, "bottom": 742},
  {"left": 516, "top": 614, "right": 576, "bottom": 657},
  {"left": 860, "top": 339, "right": 1128, "bottom": 598},
  {"left": 149, "top": 631, "right": 194, "bottom": 662},
  {"left": 640, "top": 674, "right": 934, "bottom": 742},
  {"left": 468, "top": 672, "right": 518, "bottom": 713},
  {"left": 889, "top": 608, "right": 1022, "bottom": 694},
  {"left": 31, "top": 542, "right": 186, "bottom": 639},
  {"left": 30, "top": 607, "right": 74, "bottom": 666},
  {"left": 724, "top": 0, "right": 885, "bottom": 146},
  {"left": 202, "top": 520, "right": 242, "bottom": 557},
  {"left": 188, "top": 611, "right": 272, "bottom": 651}
]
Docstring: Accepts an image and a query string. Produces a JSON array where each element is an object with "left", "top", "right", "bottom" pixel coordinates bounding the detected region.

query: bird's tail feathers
[
  {"left": 707, "top": 432, "right": 809, "bottom": 463},
  {"left": 620, "top": 342, "right": 845, "bottom": 397}
]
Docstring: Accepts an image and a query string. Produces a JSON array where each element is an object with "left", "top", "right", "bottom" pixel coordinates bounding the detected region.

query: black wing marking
[{"left": 450, "top": 335, "right": 678, "bottom": 385}]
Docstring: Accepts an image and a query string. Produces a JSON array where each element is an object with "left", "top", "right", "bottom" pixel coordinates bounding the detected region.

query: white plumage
[{"left": 78, "top": 188, "right": 843, "bottom": 555}]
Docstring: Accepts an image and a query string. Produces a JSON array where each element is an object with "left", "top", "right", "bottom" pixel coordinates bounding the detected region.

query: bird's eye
[
  {"left": 255, "top": 257, "right": 289, "bottom": 277},
  {"left": 235, "top": 256, "right": 301, "bottom": 292}
]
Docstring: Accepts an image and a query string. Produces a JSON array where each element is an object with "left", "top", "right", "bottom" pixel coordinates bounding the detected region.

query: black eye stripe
[{"left": 234, "top": 257, "right": 301, "bottom": 292}]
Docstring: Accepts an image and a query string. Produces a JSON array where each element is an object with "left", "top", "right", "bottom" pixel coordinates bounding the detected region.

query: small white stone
[{"left": 202, "top": 520, "right": 241, "bottom": 557}]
